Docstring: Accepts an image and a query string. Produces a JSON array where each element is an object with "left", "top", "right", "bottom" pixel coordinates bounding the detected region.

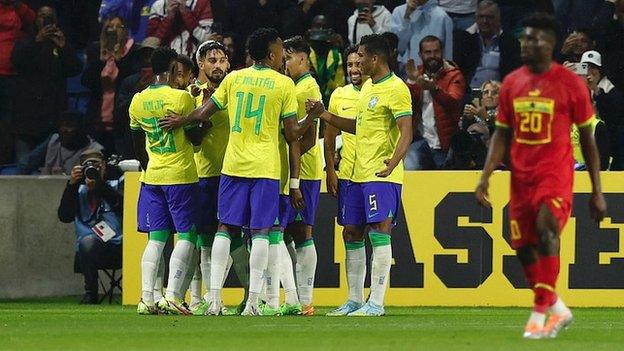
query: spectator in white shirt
[{"left": 347, "top": 0, "right": 392, "bottom": 45}]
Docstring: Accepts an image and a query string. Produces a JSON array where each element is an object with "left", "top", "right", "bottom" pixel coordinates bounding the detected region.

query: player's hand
[
  {"left": 306, "top": 100, "right": 325, "bottom": 118},
  {"left": 376, "top": 158, "right": 397, "bottom": 178},
  {"left": 190, "top": 84, "right": 201, "bottom": 97},
  {"left": 475, "top": 178, "right": 491, "bottom": 207},
  {"left": 290, "top": 188, "right": 305, "bottom": 211},
  {"left": 326, "top": 170, "right": 338, "bottom": 197},
  {"left": 589, "top": 191, "right": 607, "bottom": 223},
  {"left": 69, "top": 165, "right": 83, "bottom": 185},
  {"left": 159, "top": 113, "right": 185, "bottom": 131}
]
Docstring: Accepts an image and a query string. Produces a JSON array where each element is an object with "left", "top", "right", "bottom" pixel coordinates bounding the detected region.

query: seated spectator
[
  {"left": 581, "top": 50, "right": 624, "bottom": 170},
  {"left": 390, "top": 0, "right": 453, "bottom": 68},
  {"left": 439, "top": 0, "right": 477, "bottom": 31},
  {"left": 454, "top": 1, "right": 521, "bottom": 90},
  {"left": 462, "top": 80, "right": 501, "bottom": 134},
  {"left": 99, "top": 0, "right": 158, "bottom": 43},
  {"left": 347, "top": 0, "right": 392, "bottom": 46},
  {"left": 17, "top": 111, "right": 104, "bottom": 175},
  {"left": 307, "top": 15, "right": 345, "bottom": 104},
  {"left": 404, "top": 35, "right": 465, "bottom": 170},
  {"left": 58, "top": 149, "right": 123, "bottom": 304},
  {"left": 82, "top": 16, "right": 140, "bottom": 156},
  {"left": 10, "top": 5, "right": 83, "bottom": 161},
  {"left": 147, "top": 0, "right": 214, "bottom": 56},
  {"left": 559, "top": 29, "right": 594, "bottom": 64}
]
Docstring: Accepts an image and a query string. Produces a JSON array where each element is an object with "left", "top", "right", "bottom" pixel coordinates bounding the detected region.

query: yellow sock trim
[{"left": 534, "top": 283, "right": 555, "bottom": 292}]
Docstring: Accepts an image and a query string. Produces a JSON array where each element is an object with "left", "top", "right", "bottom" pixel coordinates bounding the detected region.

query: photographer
[
  {"left": 58, "top": 149, "right": 123, "bottom": 304},
  {"left": 347, "top": 0, "right": 392, "bottom": 46}
]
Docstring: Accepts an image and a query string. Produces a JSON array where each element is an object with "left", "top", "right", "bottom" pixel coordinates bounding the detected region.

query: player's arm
[
  {"left": 307, "top": 100, "right": 356, "bottom": 134},
  {"left": 324, "top": 123, "right": 339, "bottom": 197},
  {"left": 475, "top": 127, "right": 511, "bottom": 207},
  {"left": 131, "top": 129, "right": 149, "bottom": 171},
  {"left": 579, "top": 125, "right": 607, "bottom": 222},
  {"left": 376, "top": 116, "right": 413, "bottom": 177},
  {"left": 288, "top": 140, "right": 305, "bottom": 211},
  {"left": 300, "top": 120, "right": 317, "bottom": 154},
  {"left": 159, "top": 98, "right": 221, "bottom": 130},
  {"left": 184, "top": 126, "right": 205, "bottom": 147}
]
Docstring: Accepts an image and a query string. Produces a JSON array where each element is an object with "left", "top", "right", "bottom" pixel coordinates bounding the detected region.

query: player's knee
[
  {"left": 343, "top": 225, "right": 364, "bottom": 242},
  {"left": 516, "top": 245, "right": 538, "bottom": 266},
  {"left": 369, "top": 221, "right": 392, "bottom": 235}
]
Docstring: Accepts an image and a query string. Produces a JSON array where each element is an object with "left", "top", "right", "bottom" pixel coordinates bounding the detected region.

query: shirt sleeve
[
  {"left": 179, "top": 92, "right": 199, "bottom": 130},
  {"left": 495, "top": 80, "right": 512, "bottom": 128},
  {"left": 571, "top": 75, "right": 594, "bottom": 127},
  {"left": 281, "top": 79, "right": 298, "bottom": 120},
  {"left": 388, "top": 81, "right": 413, "bottom": 120},
  {"left": 129, "top": 98, "right": 141, "bottom": 130},
  {"left": 210, "top": 73, "right": 229, "bottom": 110},
  {"left": 327, "top": 87, "right": 341, "bottom": 115}
]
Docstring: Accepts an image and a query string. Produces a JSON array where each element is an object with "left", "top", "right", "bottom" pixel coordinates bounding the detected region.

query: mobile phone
[
  {"left": 570, "top": 62, "right": 588, "bottom": 76},
  {"left": 42, "top": 16, "right": 54, "bottom": 27},
  {"left": 472, "top": 88, "right": 482, "bottom": 100},
  {"left": 105, "top": 30, "right": 118, "bottom": 52}
]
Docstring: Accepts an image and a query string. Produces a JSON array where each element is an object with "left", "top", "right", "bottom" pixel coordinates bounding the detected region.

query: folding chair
[{"left": 99, "top": 267, "right": 122, "bottom": 304}]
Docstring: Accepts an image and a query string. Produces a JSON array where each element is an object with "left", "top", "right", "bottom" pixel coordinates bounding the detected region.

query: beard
[
  {"left": 424, "top": 58, "right": 443, "bottom": 73},
  {"left": 207, "top": 69, "right": 225, "bottom": 84}
]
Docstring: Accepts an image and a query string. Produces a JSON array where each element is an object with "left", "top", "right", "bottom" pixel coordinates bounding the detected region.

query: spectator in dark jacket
[
  {"left": 404, "top": 35, "right": 466, "bottom": 170},
  {"left": 453, "top": 0, "right": 521, "bottom": 89},
  {"left": 282, "top": 0, "right": 354, "bottom": 40},
  {"left": 590, "top": 0, "right": 624, "bottom": 91},
  {"left": 10, "top": 5, "right": 82, "bottom": 160},
  {"left": 82, "top": 16, "right": 140, "bottom": 155}
]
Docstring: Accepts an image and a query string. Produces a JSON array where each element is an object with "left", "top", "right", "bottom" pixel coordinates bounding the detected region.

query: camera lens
[{"left": 83, "top": 164, "right": 100, "bottom": 180}]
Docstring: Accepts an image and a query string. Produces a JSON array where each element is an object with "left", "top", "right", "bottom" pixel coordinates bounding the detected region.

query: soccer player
[
  {"left": 324, "top": 45, "right": 370, "bottom": 316},
  {"left": 308, "top": 34, "right": 413, "bottom": 316},
  {"left": 131, "top": 47, "right": 201, "bottom": 315},
  {"left": 475, "top": 13, "right": 607, "bottom": 339},
  {"left": 159, "top": 28, "right": 318, "bottom": 316},
  {"left": 280, "top": 35, "right": 323, "bottom": 316},
  {"left": 169, "top": 54, "right": 195, "bottom": 90}
]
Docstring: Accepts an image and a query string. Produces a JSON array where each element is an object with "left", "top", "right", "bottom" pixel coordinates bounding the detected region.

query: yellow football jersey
[
  {"left": 295, "top": 73, "right": 323, "bottom": 180},
  {"left": 327, "top": 83, "right": 361, "bottom": 180},
  {"left": 278, "top": 131, "right": 290, "bottom": 195},
  {"left": 352, "top": 73, "right": 412, "bottom": 184},
  {"left": 211, "top": 65, "right": 298, "bottom": 180},
  {"left": 129, "top": 84, "right": 198, "bottom": 185}
]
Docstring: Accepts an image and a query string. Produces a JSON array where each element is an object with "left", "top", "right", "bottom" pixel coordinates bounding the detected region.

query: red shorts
[{"left": 509, "top": 181, "right": 572, "bottom": 250}]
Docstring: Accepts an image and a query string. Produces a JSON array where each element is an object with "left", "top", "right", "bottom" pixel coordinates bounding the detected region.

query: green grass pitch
[{"left": 1, "top": 299, "right": 623, "bottom": 351}]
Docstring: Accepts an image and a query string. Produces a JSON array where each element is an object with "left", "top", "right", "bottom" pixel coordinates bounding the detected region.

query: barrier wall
[
  {"left": 122, "top": 171, "right": 624, "bottom": 307},
  {"left": 0, "top": 176, "right": 83, "bottom": 298}
]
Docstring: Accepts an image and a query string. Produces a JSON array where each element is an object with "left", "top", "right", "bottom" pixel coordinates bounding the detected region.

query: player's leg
[
  {"left": 229, "top": 231, "right": 250, "bottom": 312},
  {"left": 516, "top": 244, "right": 544, "bottom": 338},
  {"left": 263, "top": 225, "right": 283, "bottom": 314},
  {"left": 276, "top": 196, "right": 301, "bottom": 315}
]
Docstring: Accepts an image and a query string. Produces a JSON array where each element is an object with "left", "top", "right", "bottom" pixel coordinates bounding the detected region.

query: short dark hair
[
  {"left": 58, "top": 110, "right": 84, "bottom": 127},
  {"left": 151, "top": 47, "right": 178, "bottom": 75},
  {"left": 343, "top": 44, "right": 359, "bottom": 59},
  {"left": 175, "top": 54, "right": 194, "bottom": 71},
  {"left": 283, "top": 35, "right": 311, "bottom": 56},
  {"left": 419, "top": 35, "right": 443, "bottom": 52},
  {"left": 197, "top": 40, "right": 227, "bottom": 60},
  {"left": 247, "top": 27, "right": 280, "bottom": 62},
  {"left": 381, "top": 32, "right": 399, "bottom": 52},
  {"left": 522, "top": 12, "right": 559, "bottom": 37},
  {"left": 359, "top": 34, "right": 390, "bottom": 62}
]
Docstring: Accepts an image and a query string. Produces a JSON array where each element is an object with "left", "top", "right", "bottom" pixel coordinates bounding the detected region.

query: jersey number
[
  {"left": 232, "top": 92, "right": 266, "bottom": 135},
  {"left": 519, "top": 112, "right": 543, "bottom": 133},
  {"left": 143, "top": 117, "right": 177, "bottom": 154}
]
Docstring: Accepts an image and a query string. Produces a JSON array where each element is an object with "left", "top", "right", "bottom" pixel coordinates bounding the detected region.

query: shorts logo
[
  {"left": 368, "top": 96, "right": 379, "bottom": 109},
  {"left": 369, "top": 194, "right": 378, "bottom": 216}
]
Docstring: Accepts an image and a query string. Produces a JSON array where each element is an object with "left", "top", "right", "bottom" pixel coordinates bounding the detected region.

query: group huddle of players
[{"left": 129, "top": 13, "right": 608, "bottom": 340}]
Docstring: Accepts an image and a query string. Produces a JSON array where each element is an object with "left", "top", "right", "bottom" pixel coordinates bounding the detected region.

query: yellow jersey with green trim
[
  {"left": 352, "top": 73, "right": 412, "bottom": 184},
  {"left": 294, "top": 73, "right": 323, "bottom": 180},
  {"left": 192, "top": 82, "right": 230, "bottom": 178},
  {"left": 327, "top": 83, "right": 361, "bottom": 180},
  {"left": 211, "top": 65, "right": 298, "bottom": 180},
  {"left": 129, "top": 84, "right": 198, "bottom": 185},
  {"left": 278, "top": 131, "right": 289, "bottom": 195}
]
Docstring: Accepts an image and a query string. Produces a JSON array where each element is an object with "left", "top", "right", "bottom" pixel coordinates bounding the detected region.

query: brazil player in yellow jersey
[
  {"left": 324, "top": 45, "right": 372, "bottom": 316},
  {"left": 308, "top": 34, "right": 413, "bottom": 316},
  {"left": 159, "top": 28, "right": 319, "bottom": 316},
  {"left": 130, "top": 47, "right": 201, "bottom": 315}
]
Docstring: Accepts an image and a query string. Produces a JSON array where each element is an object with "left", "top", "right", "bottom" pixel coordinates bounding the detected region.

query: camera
[
  {"left": 82, "top": 160, "right": 101, "bottom": 181},
  {"left": 42, "top": 16, "right": 54, "bottom": 27}
]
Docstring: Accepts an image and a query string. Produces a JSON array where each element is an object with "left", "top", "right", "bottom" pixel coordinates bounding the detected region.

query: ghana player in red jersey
[{"left": 475, "top": 13, "right": 607, "bottom": 339}]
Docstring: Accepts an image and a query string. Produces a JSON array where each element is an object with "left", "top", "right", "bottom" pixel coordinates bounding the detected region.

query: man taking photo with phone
[{"left": 347, "top": 0, "right": 392, "bottom": 45}]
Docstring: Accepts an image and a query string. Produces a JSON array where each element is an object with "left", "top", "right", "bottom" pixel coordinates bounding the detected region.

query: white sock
[
  {"left": 153, "top": 255, "right": 165, "bottom": 301},
  {"left": 528, "top": 311, "right": 546, "bottom": 326},
  {"left": 286, "top": 241, "right": 297, "bottom": 268},
  {"left": 179, "top": 247, "right": 199, "bottom": 299},
  {"left": 165, "top": 239, "right": 195, "bottom": 300},
  {"left": 199, "top": 246, "right": 211, "bottom": 302},
  {"left": 279, "top": 241, "right": 299, "bottom": 305},
  {"left": 190, "top": 265, "right": 202, "bottom": 306},
  {"left": 209, "top": 234, "right": 231, "bottom": 303},
  {"left": 295, "top": 240, "right": 317, "bottom": 306},
  {"left": 369, "top": 233, "right": 392, "bottom": 306},
  {"left": 223, "top": 255, "right": 233, "bottom": 286},
  {"left": 346, "top": 241, "right": 366, "bottom": 304},
  {"left": 550, "top": 297, "right": 571, "bottom": 316},
  {"left": 141, "top": 240, "right": 165, "bottom": 304},
  {"left": 246, "top": 236, "right": 269, "bottom": 308},
  {"left": 266, "top": 231, "right": 282, "bottom": 309},
  {"left": 230, "top": 244, "right": 250, "bottom": 301}
]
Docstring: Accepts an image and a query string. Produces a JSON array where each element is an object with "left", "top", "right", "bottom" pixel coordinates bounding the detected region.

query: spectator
[
  {"left": 58, "top": 149, "right": 123, "bottom": 304},
  {"left": 442, "top": 127, "right": 489, "bottom": 170},
  {"left": 390, "top": 0, "right": 453, "bottom": 68},
  {"left": 404, "top": 36, "right": 466, "bottom": 170},
  {"left": 496, "top": 0, "right": 553, "bottom": 37},
  {"left": 581, "top": 50, "right": 624, "bottom": 170},
  {"left": 0, "top": 0, "right": 35, "bottom": 162},
  {"left": 82, "top": 16, "right": 140, "bottom": 155},
  {"left": 559, "top": 30, "right": 594, "bottom": 63},
  {"left": 454, "top": 1, "right": 521, "bottom": 90},
  {"left": 99, "top": 0, "right": 158, "bottom": 43},
  {"left": 17, "top": 111, "right": 104, "bottom": 175},
  {"left": 462, "top": 80, "right": 501, "bottom": 134},
  {"left": 553, "top": 0, "right": 603, "bottom": 34},
  {"left": 147, "top": 0, "right": 214, "bottom": 57},
  {"left": 439, "top": 0, "right": 477, "bottom": 31},
  {"left": 307, "top": 15, "right": 345, "bottom": 104},
  {"left": 10, "top": 5, "right": 82, "bottom": 160},
  {"left": 590, "top": 0, "right": 624, "bottom": 90},
  {"left": 347, "top": 0, "right": 392, "bottom": 46},
  {"left": 222, "top": 32, "right": 244, "bottom": 69},
  {"left": 222, "top": 0, "right": 287, "bottom": 44},
  {"left": 282, "top": 0, "right": 354, "bottom": 41}
]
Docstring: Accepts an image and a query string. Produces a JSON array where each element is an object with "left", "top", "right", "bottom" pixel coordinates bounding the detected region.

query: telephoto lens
[{"left": 83, "top": 161, "right": 101, "bottom": 180}]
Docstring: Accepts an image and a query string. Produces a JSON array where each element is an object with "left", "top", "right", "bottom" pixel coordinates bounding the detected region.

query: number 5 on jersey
[{"left": 232, "top": 92, "right": 266, "bottom": 135}]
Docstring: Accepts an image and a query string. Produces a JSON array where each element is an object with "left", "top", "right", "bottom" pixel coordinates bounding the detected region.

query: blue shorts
[
  {"left": 337, "top": 179, "right": 353, "bottom": 226},
  {"left": 137, "top": 182, "right": 149, "bottom": 233},
  {"left": 141, "top": 183, "right": 200, "bottom": 233},
  {"left": 198, "top": 176, "right": 220, "bottom": 231},
  {"left": 342, "top": 182, "right": 402, "bottom": 226},
  {"left": 283, "top": 179, "right": 321, "bottom": 226},
  {"left": 218, "top": 175, "right": 279, "bottom": 229},
  {"left": 278, "top": 194, "right": 293, "bottom": 229}
]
